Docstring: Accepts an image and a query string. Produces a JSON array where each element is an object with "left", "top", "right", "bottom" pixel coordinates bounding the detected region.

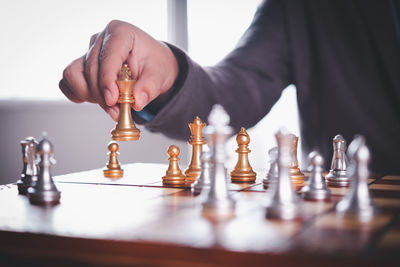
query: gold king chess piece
[
  {"left": 103, "top": 141, "right": 123, "bottom": 178},
  {"left": 230, "top": 128, "right": 257, "bottom": 183},
  {"left": 289, "top": 134, "right": 305, "bottom": 189},
  {"left": 162, "top": 145, "right": 186, "bottom": 187},
  {"left": 184, "top": 116, "right": 206, "bottom": 183},
  {"left": 111, "top": 64, "right": 140, "bottom": 141}
]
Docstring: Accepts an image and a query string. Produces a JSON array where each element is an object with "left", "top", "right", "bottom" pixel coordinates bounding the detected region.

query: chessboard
[{"left": 0, "top": 162, "right": 399, "bottom": 267}]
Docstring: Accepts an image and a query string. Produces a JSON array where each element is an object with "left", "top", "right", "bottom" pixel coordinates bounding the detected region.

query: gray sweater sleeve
[{"left": 134, "top": 0, "right": 292, "bottom": 140}]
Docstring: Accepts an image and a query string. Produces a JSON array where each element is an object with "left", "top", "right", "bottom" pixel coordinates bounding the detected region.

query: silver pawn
[
  {"left": 192, "top": 146, "right": 213, "bottom": 196},
  {"left": 325, "top": 134, "right": 351, "bottom": 187},
  {"left": 202, "top": 105, "right": 235, "bottom": 219},
  {"left": 17, "top": 137, "right": 39, "bottom": 195},
  {"left": 266, "top": 129, "right": 302, "bottom": 220},
  {"left": 28, "top": 136, "right": 61, "bottom": 205},
  {"left": 263, "top": 147, "right": 278, "bottom": 189},
  {"left": 336, "top": 135, "right": 375, "bottom": 222},
  {"left": 301, "top": 151, "right": 331, "bottom": 201}
]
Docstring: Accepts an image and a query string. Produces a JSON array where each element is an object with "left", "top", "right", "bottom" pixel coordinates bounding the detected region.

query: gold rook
[
  {"left": 289, "top": 134, "right": 305, "bottom": 189},
  {"left": 111, "top": 64, "right": 140, "bottom": 141}
]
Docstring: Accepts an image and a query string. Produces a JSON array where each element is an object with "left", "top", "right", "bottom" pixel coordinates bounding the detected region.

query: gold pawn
[
  {"left": 103, "top": 141, "right": 123, "bottom": 178},
  {"left": 184, "top": 116, "right": 206, "bottom": 183},
  {"left": 289, "top": 134, "right": 305, "bottom": 189},
  {"left": 162, "top": 145, "right": 186, "bottom": 186},
  {"left": 230, "top": 128, "right": 257, "bottom": 183},
  {"left": 111, "top": 64, "right": 140, "bottom": 141}
]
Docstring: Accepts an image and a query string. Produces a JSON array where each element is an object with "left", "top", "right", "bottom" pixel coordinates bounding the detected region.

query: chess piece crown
[
  {"left": 230, "top": 128, "right": 256, "bottom": 183},
  {"left": 185, "top": 116, "right": 206, "bottom": 183},
  {"left": 111, "top": 64, "right": 140, "bottom": 141}
]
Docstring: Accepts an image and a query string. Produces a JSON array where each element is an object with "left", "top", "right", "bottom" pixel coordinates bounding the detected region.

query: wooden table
[{"left": 0, "top": 163, "right": 399, "bottom": 266}]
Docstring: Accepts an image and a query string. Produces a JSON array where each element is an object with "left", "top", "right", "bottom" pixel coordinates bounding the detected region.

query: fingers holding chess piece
[
  {"left": 230, "top": 128, "right": 256, "bottom": 183},
  {"left": 185, "top": 116, "right": 206, "bottom": 183},
  {"left": 301, "top": 151, "right": 331, "bottom": 201},
  {"left": 28, "top": 135, "right": 61, "bottom": 206},
  {"left": 162, "top": 145, "right": 186, "bottom": 187},
  {"left": 111, "top": 64, "right": 140, "bottom": 141},
  {"left": 325, "top": 134, "right": 350, "bottom": 187},
  {"left": 103, "top": 141, "right": 124, "bottom": 179},
  {"left": 17, "top": 137, "right": 38, "bottom": 195}
]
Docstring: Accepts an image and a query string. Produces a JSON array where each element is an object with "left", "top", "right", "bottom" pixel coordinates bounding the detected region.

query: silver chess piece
[
  {"left": 192, "top": 146, "right": 213, "bottom": 196},
  {"left": 301, "top": 151, "right": 331, "bottom": 201},
  {"left": 263, "top": 147, "right": 278, "bottom": 189},
  {"left": 202, "top": 104, "right": 235, "bottom": 219},
  {"left": 265, "top": 129, "right": 302, "bottom": 220},
  {"left": 336, "top": 135, "right": 375, "bottom": 222},
  {"left": 28, "top": 136, "right": 61, "bottom": 205},
  {"left": 325, "top": 134, "right": 351, "bottom": 187},
  {"left": 17, "top": 137, "right": 38, "bottom": 195}
]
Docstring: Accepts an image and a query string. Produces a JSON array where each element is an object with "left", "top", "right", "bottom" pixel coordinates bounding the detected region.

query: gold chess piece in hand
[{"left": 111, "top": 64, "right": 140, "bottom": 141}]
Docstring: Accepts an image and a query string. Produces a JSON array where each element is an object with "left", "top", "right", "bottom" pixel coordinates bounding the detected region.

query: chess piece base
[
  {"left": 325, "top": 171, "right": 351, "bottom": 187},
  {"left": 230, "top": 171, "right": 256, "bottom": 183},
  {"left": 28, "top": 188, "right": 61, "bottom": 206},
  {"left": 202, "top": 200, "right": 235, "bottom": 221},
  {"left": 302, "top": 188, "right": 331, "bottom": 201},
  {"left": 265, "top": 203, "right": 302, "bottom": 221},
  {"left": 162, "top": 175, "right": 186, "bottom": 186},
  {"left": 103, "top": 168, "right": 123, "bottom": 179},
  {"left": 111, "top": 128, "right": 140, "bottom": 141},
  {"left": 184, "top": 167, "right": 201, "bottom": 183}
]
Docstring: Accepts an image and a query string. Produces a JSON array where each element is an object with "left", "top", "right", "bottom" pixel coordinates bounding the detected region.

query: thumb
[{"left": 132, "top": 68, "right": 163, "bottom": 111}]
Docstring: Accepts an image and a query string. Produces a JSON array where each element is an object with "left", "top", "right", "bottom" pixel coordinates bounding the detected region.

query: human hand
[{"left": 59, "top": 20, "right": 178, "bottom": 121}]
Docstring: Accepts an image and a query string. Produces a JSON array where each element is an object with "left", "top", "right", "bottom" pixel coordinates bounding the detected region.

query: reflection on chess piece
[
  {"left": 265, "top": 129, "right": 302, "bottom": 220},
  {"left": 28, "top": 136, "right": 61, "bottom": 205},
  {"left": 230, "top": 128, "right": 256, "bottom": 183},
  {"left": 162, "top": 145, "right": 186, "bottom": 186},
  {"left": 202, "top": 105, "right": 235, "bottom": 220},
  {"left": 336, "top": 135, "right": 376, "bottom": 222},
  {"left": 111, "top": 64, "right": 140, "bottom": 141},
  {"left": 17, "top": 137, "right": 38, "bottom": 195},
  {"left": 301, "top": 151, "right": 331, "bottom": 201},
  {"left": 185, "top": 116, "right": 206, "bottom": 183},
  {"left": 103, "top": 141, "right": 124, "bottom": 178},
  {"left": 289, "top": 134, "right": 305, "bottom": 189},
  {"left": 325, "top": 134, "right": 351, "bottom": 187},
  {"left": 263, "top": 147, "right": 278, "bottom": 189},
  {"left": 192, "top": 147, "right": 213, "bottom": 196}
]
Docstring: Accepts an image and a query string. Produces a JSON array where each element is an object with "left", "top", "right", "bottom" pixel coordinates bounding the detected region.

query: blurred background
[{"left": 0, "top": 0, "right": 299, "bottom": 185}]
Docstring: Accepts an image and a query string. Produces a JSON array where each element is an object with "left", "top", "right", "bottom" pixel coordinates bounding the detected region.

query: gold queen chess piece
[
  {"left": 230, "top": 128, "right": 256, "bottom": 183},
  {"left": 184, "top": 116, "right": 206, "bottom": 183},
  {"left": 111, "top": 64, "right": 140, "bottom": 141},
  {"left": 103, "top": 141, "right": 124, "bottom": 179}
]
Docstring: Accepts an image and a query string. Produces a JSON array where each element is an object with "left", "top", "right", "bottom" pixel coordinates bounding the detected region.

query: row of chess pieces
[{"left": 103, "top": 104, "right": 376, "bottom": 222}]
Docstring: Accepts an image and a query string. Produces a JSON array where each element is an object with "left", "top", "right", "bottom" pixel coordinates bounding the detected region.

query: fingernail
[
  {"left": 105, "top": 106, "right": 117, "bottom": 121},
  {"left": 104, "top": 88, "right": 113, "bottom": 106}
]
